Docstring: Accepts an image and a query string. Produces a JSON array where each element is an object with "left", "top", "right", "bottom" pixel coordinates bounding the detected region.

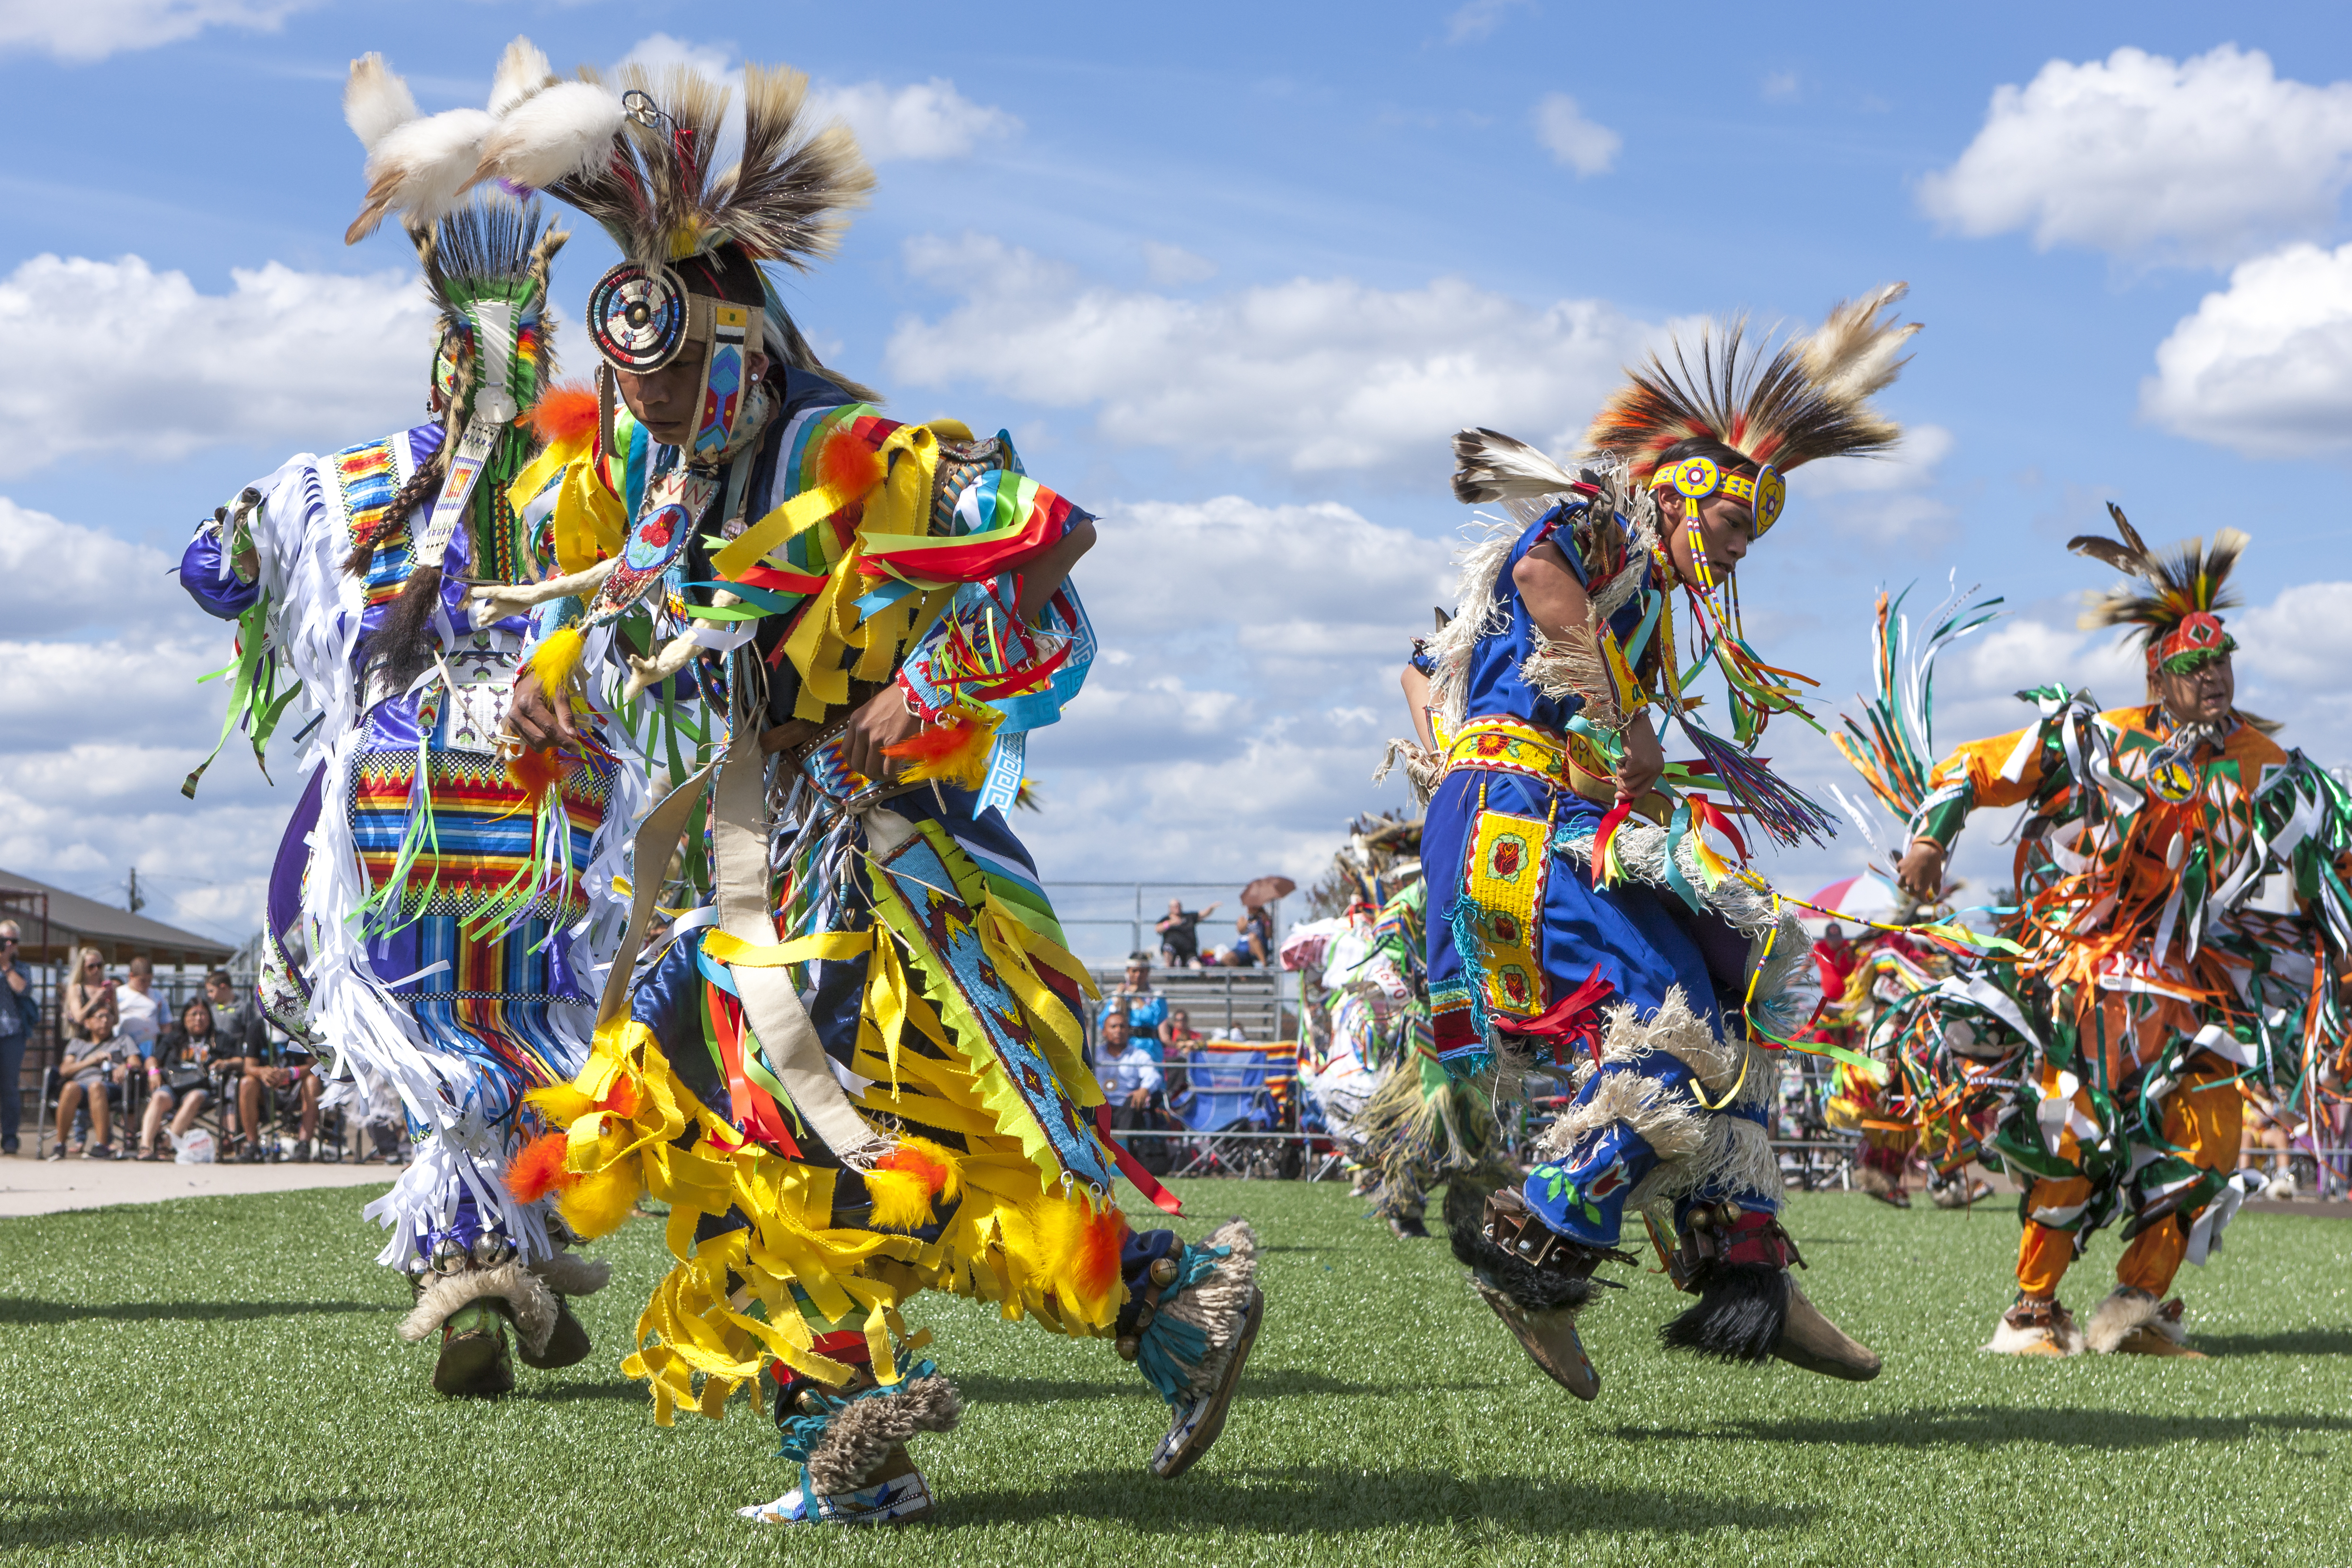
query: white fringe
[{"left": 229, "top": 438, "right": 644, "bottom": 1274}]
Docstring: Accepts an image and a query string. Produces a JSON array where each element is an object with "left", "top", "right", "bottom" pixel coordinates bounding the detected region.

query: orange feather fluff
[
  {"left": 874, "top": 1143, "right": 952, "bottom": 1195},
  {"left": 1071, "top": 1205, "right": 1127, "bottom": 1317},
  {"left": 505, "top": 1132, "right": 578, "bottom": 1203},
  {"left": 506, "top": 746, "right": 564, "bottom": 811},
  {"left": 815, "top": 427, "right": 887, "bottom": 498},
  {"left": 598, "top": 1074, "right": 640, "bottom": 1119},
  {"left": 529, "top": 383, "right": 600, "bottom": 447}
]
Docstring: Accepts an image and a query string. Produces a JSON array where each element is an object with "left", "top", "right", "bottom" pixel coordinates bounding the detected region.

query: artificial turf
[{"left": 2, "top": 1178, "right": 2347, "bottom": 1567}]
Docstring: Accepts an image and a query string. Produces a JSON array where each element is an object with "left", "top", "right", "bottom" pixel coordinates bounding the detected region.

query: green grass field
[{"left": 3, "top": 1178, "right": 2348, "bottom": 1567}]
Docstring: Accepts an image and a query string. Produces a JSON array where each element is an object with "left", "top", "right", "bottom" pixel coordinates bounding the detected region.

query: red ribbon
[
  {"left": 1510, "top": 963, "right": 1615, "bottom": 1065},
  {"left": 708, "top": 985, "right": 799, "bottom": 1158},
  {"left": 1685, "top": 791, "right": 1749, "bottom": 861},
  {"left": 1591, "top": 799, "right": 1635, "bottom": 875},
  {"left": 1092, "top": 1102, "right": 1185, "bottom": 1215}
]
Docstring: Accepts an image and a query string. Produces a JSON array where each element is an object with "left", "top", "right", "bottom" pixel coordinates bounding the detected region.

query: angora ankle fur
[{"left": 803, "top": 1376, "right": 963, "bottom": 1495}]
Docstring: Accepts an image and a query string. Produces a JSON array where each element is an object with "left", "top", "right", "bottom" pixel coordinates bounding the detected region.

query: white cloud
[
  {"left": 1142, "top": 241, "right": 1217, "bottom": 287},
  {"left": 1788, "top": 424, "right": 1956, "bottom": 538},
  {"left": 616, "top": 32, "right": 734, "bottom": 81},
  {"left": 0, "top": 254, "right": 431, "bottom": 479},
  {"left": 0, "top": 493, "right": 287, "bottom": 947},
  {"left": 2141, "top": 241, "right": 2352, "bottom": 456},
  {"left": 1446, "top": 0, "right": 1534, "bottom": 44},
  {"left": 806, "top": 78, "right": 1019, "bottom": 162},
  {"left": 1533, "top": 93, "right": 1621, "bottom": 177},
  {"left": 1761, "top": 71, "right": 1802, "bottom": 105},
  {"left": 619, "top": 37, "right": 1017, "bottom": 162},
  {"left": 0, "top": 0, "right": 310, "bottom": 62},
  {"left": 1919, "top": 45, "right": 2352, "bottom": 266},
  {"left": 886, "top": 233, "right": 1655, "bottom": 474},
  {"left": 2236, "top": 581, "right": 2352, "bottom": 692},
  {"left": 0, "top": 498, "right": 190, "bottom": 639},
  {"left": 1017, "top": 496, "right": 1452, "bottom": 922}
]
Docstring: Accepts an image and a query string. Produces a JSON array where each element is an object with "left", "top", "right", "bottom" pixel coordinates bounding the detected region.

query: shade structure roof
[{"left": 0, "top": 867, "right": 237, "bottom": 968}]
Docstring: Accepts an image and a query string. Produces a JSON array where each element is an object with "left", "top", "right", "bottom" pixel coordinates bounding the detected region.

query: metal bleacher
[{"left": 1082, "top": 964, "right": 1291, "bottom": 1044}]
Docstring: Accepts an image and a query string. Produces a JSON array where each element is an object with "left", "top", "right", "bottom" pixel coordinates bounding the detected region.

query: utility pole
[{"left": 127, "top": 867, "right": 145, "bottom": 915}]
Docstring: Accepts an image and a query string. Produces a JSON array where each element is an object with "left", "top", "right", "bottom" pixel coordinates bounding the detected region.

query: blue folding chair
[{"left": 1172, "top": 1041, "right": 1291, "bottom": 1178}]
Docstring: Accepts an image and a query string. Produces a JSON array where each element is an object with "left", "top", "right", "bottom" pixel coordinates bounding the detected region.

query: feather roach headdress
[
  {"left": 339, "top": 50, "right": 570, "bottom": 691},
  {"left": 424, "top": 37, "right": 877, "bottom": 404},
  {"left": 2069, "top": 503, "right": 2248, "bottom": 679},
  {"left": 1454, "top": 284, "right": 1920, "bottom": 545},
  {"left": 1583, "top": 282, "right": 1920, "bottom": 482}
]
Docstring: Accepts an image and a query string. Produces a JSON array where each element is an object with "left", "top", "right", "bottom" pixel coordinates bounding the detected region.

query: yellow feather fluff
[
  {"left": 524, "top": 1082, "right": 597, "bottom": 1126},
  {"left": 863, "top": 1166, "right": 939, "bottom": 1231},
  {"left": 555, "top": 1157, "right": 643, "bottom": 1239},
  {"left": 530, "top": 623, "right": 587, "bottom": 699}
]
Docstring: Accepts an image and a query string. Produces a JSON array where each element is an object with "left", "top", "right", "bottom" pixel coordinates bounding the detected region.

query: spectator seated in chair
[
  {"left": 239, "top": 1027, "right": 321, "bottom": 1162},
  {"left": 50, "top": 991, "right": 135, "bottom": 1160},
  {"left": 140, "top": 997, "right": 225, "bottom": 1160},
  {"left": 116, "top": 956, "right": 162, "bottom": 1064},
  {"left": 204, "top": 969, "right": 262, "bottom": 1153},
  {"left": 1101, "top": 1011, "right": 1173, "bottom": 1176},
  {"left": 1236, "top": 906, "right": 1273, "bottom": 967}
]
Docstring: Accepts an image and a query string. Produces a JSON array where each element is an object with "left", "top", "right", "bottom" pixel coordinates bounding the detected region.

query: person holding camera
[{"left": 0, "top": 921, "right": 37, "bottom": 1156}]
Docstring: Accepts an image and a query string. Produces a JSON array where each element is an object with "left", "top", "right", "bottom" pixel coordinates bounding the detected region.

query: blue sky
[{"left": 4, "top": 0, "right": 2350, "bottom": 950}]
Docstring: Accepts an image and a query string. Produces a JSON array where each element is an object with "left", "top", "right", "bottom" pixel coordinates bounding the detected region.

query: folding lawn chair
[{"left": 1171, "top": 1040, "right": 1292, "bottom": 1178}]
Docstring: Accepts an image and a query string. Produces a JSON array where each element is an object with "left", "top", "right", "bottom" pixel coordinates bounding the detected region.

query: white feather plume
[
  {"left": 346, "top": 108, "right": 497, "bottom": 242},
  {"left": 474, "top": 80, "right": 629, "bottom": 190},
  {"left": 1451, "top": 427, "right": 1583, "bottom": 503},
  {"left": 343, "top": 53, "right": 418, "bottom": 151},
  {"left": 488, "top": 36, "right": 555, "bottom": 119},
  {"left": 1800, "top": 282, "right": 1920, "bottom": 406}
]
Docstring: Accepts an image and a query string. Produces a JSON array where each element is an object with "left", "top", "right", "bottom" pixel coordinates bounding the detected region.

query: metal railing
[
  {"left": 1094, "top": 1128, "right": 2352, "bottom": 1193},
  {"left": 1041, "top": 881, "right": 1285, "bottom": 964}
]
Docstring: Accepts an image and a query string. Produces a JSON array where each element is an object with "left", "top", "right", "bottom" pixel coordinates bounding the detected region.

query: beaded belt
[{"left": 1443, "top": 716, "right": 1620, "bottom": 810}]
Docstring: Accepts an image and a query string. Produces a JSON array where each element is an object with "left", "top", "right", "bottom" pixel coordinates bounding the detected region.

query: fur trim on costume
[
  {"left": 529, "top": 1251, "right": 611, "bottom": 1298},
  {"left": 1530, "top": 988, "right": 1782, "bottom": 1213},
  {"left": 1445, "top": 1181, "right": 1599, "bottom": 1314},
  {"left": 2084, "top": 1288, "right": 2183, "bottom": 1355},
  {"left": 398, "top": 1261, "right": 559, "bottom": 1354},
  {"left": 1982, "top": 1313, "right": 2084, "bottom": 1357},
  {"left": 1521, "top": 626, "right": 1624, "bottom": 732},
  {"left": 1659, "top": 1263, "right": 1787, "bottom": 1364},
  {"left": 1356, "top": 1058, "right": 1507, "bottom": 1196},
  {"left": 1555, "top": 822, "right": 1820, "bottom": 1044},
  {"left": 1425, "top": 517, "right": 1524, "bottom": 736},
  {"left": 803, "top": 1376, "right": 962, "bottom": 1496},
  {"left": 1159, "top": 1220, "right": 1261, "bottom": 1401},
  {"left": 1857, "top": 1164, "right": 1896, "bottom": 1198}
]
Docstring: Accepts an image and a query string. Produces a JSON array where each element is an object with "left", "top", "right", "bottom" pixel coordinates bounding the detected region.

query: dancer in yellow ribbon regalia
[{"left": 406, "top": 40, "right": 1264, "bottom": 1525}]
